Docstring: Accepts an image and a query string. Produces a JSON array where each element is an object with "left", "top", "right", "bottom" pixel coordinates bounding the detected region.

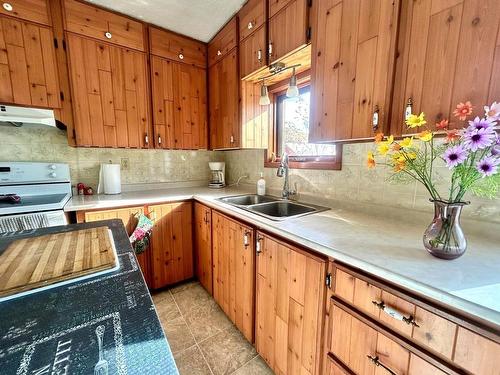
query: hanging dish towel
[{"left": 129, "top": 213, "right": 153, "bottom": 254}]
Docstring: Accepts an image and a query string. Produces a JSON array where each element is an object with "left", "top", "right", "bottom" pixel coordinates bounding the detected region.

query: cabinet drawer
[
  {"left": 0, "top": 0, "right": 49, "bottom": 25},
  {"left": 238, "top": 0, "right": 265, "bottom": 42},
  {"left": 149, "top": 26, "right": 206, "bottom": 68},
  {"left": 334, "top": 268, "right": 457, "bottom": 360},
  {"left": 208, "top": 17, "right": 237, "bottom": 66},
  {"left": 63, "top": 0, "right": 145, "bottom": 51}
]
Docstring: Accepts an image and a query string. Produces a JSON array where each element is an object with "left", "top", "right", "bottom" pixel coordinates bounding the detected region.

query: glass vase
[{"left": 423, "top": 200, "right": 468, "bottom": 260}]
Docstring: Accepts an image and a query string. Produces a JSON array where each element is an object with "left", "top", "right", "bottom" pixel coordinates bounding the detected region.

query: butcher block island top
[
  {"left": 0, "top": 226, "right": 117, "bottom": 299},
  {"left": 0, "top": 220, "right": 178, "bottom": 375}
]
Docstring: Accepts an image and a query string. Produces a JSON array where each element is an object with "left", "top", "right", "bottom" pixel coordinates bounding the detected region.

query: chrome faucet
[{"left": 276, "top": 153, "right": 296, "bottom": 199}]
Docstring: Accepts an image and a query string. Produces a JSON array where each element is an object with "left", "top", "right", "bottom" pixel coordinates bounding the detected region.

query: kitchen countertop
[
  {"left": 0, "top": 220, "right": 178, "bottom": 375},
  {"left": 65, "top": 186, "right": 500, "bottom": 330}
]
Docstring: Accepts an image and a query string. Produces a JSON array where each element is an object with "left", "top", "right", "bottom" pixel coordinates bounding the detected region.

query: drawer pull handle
[
  {"left": 256, "top": 236, "right": 263, "bottom": 254},
  {"left": 3, "top": 2, "right": 13, "bottom": 11},
  {"left": 243, "top": 231, "right": 251, "bottom": 247},
  {"left": 144, "top": 134, "right": 149, "bottom": 145},
  {"left": 372, "top": 105, "right": 380, "bottom": 131},
  {"left": 367, "top": 355, "right": 397, "bottom": 375},
  {"left": 405, "top": 97, "right": 413, "bottom": 120},
  {"left": 372, "top": 300, "right": 420, "bottom": 327},
  {"left": 257, "top": 49, "right": 262, "bottom": 62},
  {"left": 105, "top": 31, "right": 112, "bottom": 39}
]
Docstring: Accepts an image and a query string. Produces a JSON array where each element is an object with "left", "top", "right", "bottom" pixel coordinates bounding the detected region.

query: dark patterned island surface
[{"left": 0, "top": 219, "right": 178, "bottom": 375}]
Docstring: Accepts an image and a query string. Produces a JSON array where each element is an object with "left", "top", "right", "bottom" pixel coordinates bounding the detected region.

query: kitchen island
[{"left": 0, "top": 220, "right": 178, "bottom": 375}]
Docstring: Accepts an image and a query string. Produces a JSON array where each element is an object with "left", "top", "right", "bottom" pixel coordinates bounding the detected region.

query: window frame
[{"left": 263, "top": 74, "right": 342, "bottom": 170}]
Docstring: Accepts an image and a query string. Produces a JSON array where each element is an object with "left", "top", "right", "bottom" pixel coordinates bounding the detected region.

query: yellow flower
[
  {"left": 406, "top": 112, "right": 427, "bottom": 128},
  {"left": 406, "top": 151, "right": 417, "bottom": 160},
  {"left": 377, "top": 142, "right": 390, "bottom": 156},
  {"left": 392, "top": 152, "right": 405, "bottom": 163},
  {"left": 386, "top": 135, "right": 394, "bottom": 144},
  {"left": 367, "top": 151, "right": 376, "bottom": 169},
  {"left": 400, "top": 137, "right": 413, "bottom": 148},
  {"left": 417, "top": 130, "right": 433, "bottom": 142}
]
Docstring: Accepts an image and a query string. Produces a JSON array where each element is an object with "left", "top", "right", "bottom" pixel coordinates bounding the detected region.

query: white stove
[{"left": 0, "top": 162, "right": 71, "bottom": 233}]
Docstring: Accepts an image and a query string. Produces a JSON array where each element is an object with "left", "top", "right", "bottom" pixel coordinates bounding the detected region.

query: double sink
[{"left": 218, "top": 194, "right": 329, "bottom": 221}]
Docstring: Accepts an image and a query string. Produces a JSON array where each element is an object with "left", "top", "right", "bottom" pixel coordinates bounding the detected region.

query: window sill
[{"left": 264, "top": 147, "right": 343, "bottom": 171}]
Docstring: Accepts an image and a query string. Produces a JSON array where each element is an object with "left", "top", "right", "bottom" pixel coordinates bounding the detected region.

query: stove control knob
[
  {"left": 49, "top": 164, "right": 57, "bottom": 170},
  {"left": 49, "top": 172, "right": 57, "bottom": 178}
]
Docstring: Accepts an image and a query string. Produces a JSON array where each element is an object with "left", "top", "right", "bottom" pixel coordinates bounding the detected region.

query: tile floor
[{"left": 152, "top": 281, "right": 274, "bottom": 375}]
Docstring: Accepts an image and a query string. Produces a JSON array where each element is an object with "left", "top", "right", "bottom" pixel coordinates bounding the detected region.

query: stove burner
[{"left": 0, "top": 194, "right": 21, "bottom": 204}]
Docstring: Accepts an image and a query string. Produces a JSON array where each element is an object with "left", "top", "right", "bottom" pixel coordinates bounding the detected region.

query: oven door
[{"left": 0, "top": 210, "right": 67, "bottom": 234}]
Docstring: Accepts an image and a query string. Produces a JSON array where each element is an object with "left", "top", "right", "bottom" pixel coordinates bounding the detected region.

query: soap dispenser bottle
[{"left": 257, "top": 172, "right": 266, "bottom": 196}]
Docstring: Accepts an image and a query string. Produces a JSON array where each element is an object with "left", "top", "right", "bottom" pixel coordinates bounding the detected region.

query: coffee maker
[{"left": 208, "top": 162, "right": 225, "bottom": 188}]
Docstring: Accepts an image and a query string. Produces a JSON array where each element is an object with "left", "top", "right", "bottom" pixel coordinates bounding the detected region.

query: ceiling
[{"left": 85, "top": 0, "right": 246, "bottom": 42}]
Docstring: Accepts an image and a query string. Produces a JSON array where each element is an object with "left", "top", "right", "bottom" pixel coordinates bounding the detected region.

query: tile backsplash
[
  {"left": 223, "top": 145, "right": 500, "bottom": 223},
  {"left": 0, "top": 124, "right": 219, "bottom": 188}
]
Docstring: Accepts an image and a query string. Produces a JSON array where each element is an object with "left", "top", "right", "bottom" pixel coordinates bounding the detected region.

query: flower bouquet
[{"left": 367, "top": 101, "right": 500, "bottom": 259}]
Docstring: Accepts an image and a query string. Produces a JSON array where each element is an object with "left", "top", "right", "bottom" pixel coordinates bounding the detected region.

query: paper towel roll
[{"left": 100, "top": 164, "right": 121, "bottom": 195}]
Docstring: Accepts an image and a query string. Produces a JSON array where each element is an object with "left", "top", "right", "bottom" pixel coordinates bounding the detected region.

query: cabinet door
[
  {"left": 209, "top": 49, "right": 240, "bottom": 149},
  {"left": 151, "top": 56, "right": 207, "bottom": 149},
  {"left": 239, "top": 0, "right": 266, "bottom": 42},
  {"left": 240, "top": 25, "right": 266, "bottom": 78},
  {"left": 0, "top": 0, "right": 50, "bottom": 25},
  {"left": 194, "top": 202, "right": 212, "bottom": 294},
  {"left": 256, "top": 232, "right": 326, "bottom": 375},
  {"left": 268, "top": 0, "right": 308, "bottom": 64},
  {"left": 0, "top": 16, "right": 60, "bottom": 108},
  {"left": 208, "top": 17, "right": 237, "bottom": 66},
  {"left": 212, "top": 212, "right": 254, "bottom": 342},
  {"left": 82, "top": 206, "right": 152, "bottom": 288},
  {"left": 309, "top": 0, "right": 399, "bottom": 142},
  {"left": 67, "top": 33, "right": 150, "bottom": 148},
  {"left": 149, "top": 202, "right": 193, "bottom": 289},
  {"left": 391, "top": 0, "right": 500, "bottom": 134}
]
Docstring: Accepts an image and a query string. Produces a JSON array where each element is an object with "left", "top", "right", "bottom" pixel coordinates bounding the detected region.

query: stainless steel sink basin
[
  {"left": 219, "top": 194, "right": 279, "bottom": 206},
  {"left": 218, "top": 194, "right": 329, "bottom": 220}
]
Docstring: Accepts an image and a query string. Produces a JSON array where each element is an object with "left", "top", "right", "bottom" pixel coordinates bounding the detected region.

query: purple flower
[
  {"left": 443, "top": 145, "right": 468, "bottom": 169},
  {"left": 467, "top": 116, "right": 496, "bottom": 131},
  {"left": 476, "top": 156, "right": 500, "bottom": 177},
  {"left": 492, "top": 133, "right": 500, "bottom": 156},
  {"left": 463, "top": 127, "right": 496, "bottom": 151}
]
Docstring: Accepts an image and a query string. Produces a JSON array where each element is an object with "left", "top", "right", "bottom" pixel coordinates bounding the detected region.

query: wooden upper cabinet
[
  {"left": 212, "top": 212, "right": 255, "bottom": 342},
  {"left": 239, "top": 0, "right": 265, "bottom": 42},
  {"left": 67, "top": 34, "right": 150, "bottom": 148},
  {"left": 269, "top": 0, "right": 295, "bottom": 18},
  {"left": 209, "top": 49, "right": 240, "bottom": 149},
  {"left": 208, "top": 17, "right": 237, "bottom": 66},
  {"left": 63, "top": 0, "right": 145, "bottom": 51},
  {"left": 241, "top": 80, "right": 270, "bottom": 148},
  {"left": 268, "top": 0, "right": 309, "bottom": 64},
  {"left": 256, "top": 232, "right": 326, "bottom": 375},
  {"left": 194, "top": 202, "right": 212, "bottom": 295},
  {"left": 0, "top": 16, "right": 60, "bottom": 108},
  {"left": 149, "top": 26, "right": 207, "bottom": 69},
  {"left": 240, "top": 25, "right": 266, "bottom": 78},
  {"left": 149, "top": 202, "right": 193, "bottom": 289},
  {"left": 309, "top": 0, "right": 400, "bottom": 142},
  {"left": 151, "top": 55, "right": 207, "bottom": 150},
  {"left": 391, "top": 0, "right": 500, "bottom": 135},
  {"left": 0, "top": 0, "right": 50, "bottom": 25}
]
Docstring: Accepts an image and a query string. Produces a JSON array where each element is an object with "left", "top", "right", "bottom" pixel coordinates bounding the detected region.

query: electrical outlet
[{"left": 120, "top": 158, "right": 130, "bottom": 171}]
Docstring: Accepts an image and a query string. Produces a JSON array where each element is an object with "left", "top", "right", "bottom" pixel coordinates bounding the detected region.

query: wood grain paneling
[
  {"left": 0, "top": 16, "right": 60, "bottom": 107},
  {"left": 454, "top": 326, "right": 500, "bottom": 375},
  {"left": 391, "top": 0, "right": 500, "bottom": 134},
  {"left": 194, "top": 202, "right": 212, "bottom": 295},
  {"left": 0, "top": 0, "right": 50, "bottom": 25},
  {"left": 256, "top": 232, "right": 326, "bottom": 375},
  {"left": 67, "top": 33, "right": 150, "bottom": 148},
  {"left": 240, "top": 25, "right": 266, "bottom": 79},
  {"left": 149, "top": 202, "right": 193, "bottom": 289},
  {"left": 212, "top": 211, "right": 255, "bottom": 342},
  {"left": 268, "top": 0, "right": 308, "bottom": 64},
  {"left": 208, "top": 49, "right": 240, "bottom": 149},
  {"left": 309, "top": 0, "right": 399, "bottom": 142},
  {"left": 151, "top": 55, "right": 207, "bottom": 149},
  {"left": 149, "top": 25, "right": 207, "bottom": 68},
  {"left": 269, "top": 0, "right": 295, "bottom": 19},
  {"left": 208, "top": 17, "right": 237, "bottom": 66},
  {"left": 238, "top": 0, "right": 266, "bottom": 42},
  {"left": 240, "top": 80, "right": 270, "bottom": 148},
  {"left": 63, "top": 0, "right": 145, "bottom": 51}
]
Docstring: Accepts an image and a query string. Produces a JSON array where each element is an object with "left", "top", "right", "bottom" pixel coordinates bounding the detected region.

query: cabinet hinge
[
  {"left": 53, "top": 38, "right": 58, "bottom": 49},
  {"left": 306, "top": 27, "right": 312, "bottom": 41},
  {"left": 60, "top": 91, "right": 64, "bottom": 101},
  {"left": 325, "top": 273, "right": 332, "bottom": 289}
]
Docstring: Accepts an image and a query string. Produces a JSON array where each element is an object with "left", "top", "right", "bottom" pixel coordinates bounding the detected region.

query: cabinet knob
[
  {"left": 243, "top": 231, "right": 251, "bottom": 247},
  {"left": 257, "top": 49, "right": 262, "bottom": 62},
  {"left": 256, "top": 236, "right": 263, "bottom": 254},
  {"left": 247, "top": 21, "right": 254, "bottom": 30},
  {"left": 178, "top": 53, "right": 184, "bottom": 60},
  {"left": 158, "top": 135, "right": 162, "bottom": 145},
  {"left": 2, "top": 2, "right": 12, "bottom": 11},
  {"left": 144, "top": 134, "right": 149, "bottom": 145},
  {"left": 405, "top": 97, "right": 413, "bottom": 120},
  {"left": 217, "top": 50, "right": 222, "bottom": 56},
  {"left": 105, "top": 31, "right": 112, "bottom": 39},
  {"left": 372, "top": 105, "right": 380, "bottom": 131},
  {"left": 230, "top": 135, "right": 234, "bottom": 144},
  {"left": 268, "top": 42, "right": 273, "bottom": 57}
]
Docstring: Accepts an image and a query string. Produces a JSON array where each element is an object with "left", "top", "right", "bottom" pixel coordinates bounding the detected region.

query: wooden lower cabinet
[
  {"left": 81, "top": 206, "right": 152, "bottom": 288},
  {"left": 255, "top": 231, "right": 327, "bottom": 375},
  {"left": 212, "top": 211, "right": 254, "bottom": 342},
  {"left": 149, "top": 202, "right": 193, "bottom": 289},
  {"left": 194, "top": 202, "right": 212, "bottom": 294}
]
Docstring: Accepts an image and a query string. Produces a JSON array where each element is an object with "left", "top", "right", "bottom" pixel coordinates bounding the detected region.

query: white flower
[{"left": 484, "top": 102, "right": 500, "bottom": 120}]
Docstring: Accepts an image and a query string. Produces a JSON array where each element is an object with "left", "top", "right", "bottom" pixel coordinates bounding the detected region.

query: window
[{"left": 265, "top": 81, "right": 342, "bottom": 170}]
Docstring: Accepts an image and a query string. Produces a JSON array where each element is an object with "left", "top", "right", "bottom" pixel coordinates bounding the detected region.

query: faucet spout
[{"left": 277, "top": 153, "right": 295, "bottom": 199}]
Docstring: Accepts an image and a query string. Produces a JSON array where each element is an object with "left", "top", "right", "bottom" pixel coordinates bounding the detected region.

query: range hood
[{"left": 0, "top": 105, "right": 56, "bottom": 127}]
